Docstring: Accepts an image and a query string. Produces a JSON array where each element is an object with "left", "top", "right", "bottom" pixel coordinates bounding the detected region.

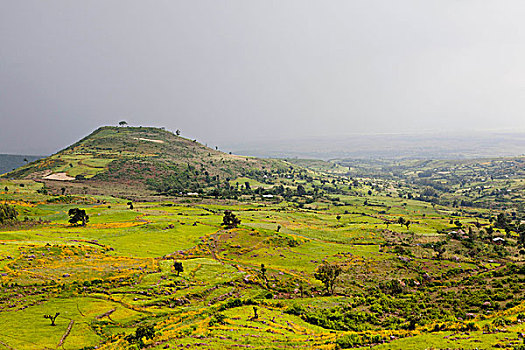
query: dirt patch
[
  {"left": 43, "top": 172, "right": 75, "bottom": 181},
  {"left": 133, "top": 137, "right": 164, "bottom": 144}
]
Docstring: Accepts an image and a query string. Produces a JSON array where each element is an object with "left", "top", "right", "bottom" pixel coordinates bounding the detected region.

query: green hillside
[{"left": 2, "top": 126, "right": 296, "bottom": 198}]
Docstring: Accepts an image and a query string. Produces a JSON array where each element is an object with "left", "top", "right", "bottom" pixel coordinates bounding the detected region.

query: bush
[
  {"left": 218, "top": 298, "right": 256, "bottom": 311},
  {"left": 336, "top": 334, "right": 360, "bottom": 348},
  {"left": 285, "top": 304, "right": 305, "bottom": 316},
  {"left": 209, "top": 313, "right": 227, "bottom": 326}
]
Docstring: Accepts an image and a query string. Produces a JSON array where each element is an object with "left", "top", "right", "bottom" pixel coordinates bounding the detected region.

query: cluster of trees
[
  {"left": 0, "top": 203, "right": 18, "bottom": 224},
  {"left": 397, "top": 217, "right": 411, "bottom": 230},
  {"left": 147, "top": 170, "right": 325, "bottom": 201},
  {"left": 491, "top": 213, "right": 525, "bottom": 245}
]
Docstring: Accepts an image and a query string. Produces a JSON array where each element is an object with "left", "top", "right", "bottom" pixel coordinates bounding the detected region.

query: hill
[
  {"left": 2, "top": 126, "right": 297, "bottom": 198},
  {"left": 0, "top": 154, "right": 43, "bottom": 175}
]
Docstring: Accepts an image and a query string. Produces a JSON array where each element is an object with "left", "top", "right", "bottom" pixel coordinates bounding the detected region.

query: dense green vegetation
[{"left": 291, "top": 157, "right": 525, "bottom": 211}]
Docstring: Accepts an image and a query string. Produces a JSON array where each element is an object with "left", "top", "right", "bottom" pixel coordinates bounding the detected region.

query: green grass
[{"left": 1, "top": 176, "right": 525, "bottom": 349}]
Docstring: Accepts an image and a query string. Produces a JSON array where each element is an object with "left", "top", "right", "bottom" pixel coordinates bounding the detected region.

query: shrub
[{"left": 336, "top": 334, "right": 360, "bottom": 348}]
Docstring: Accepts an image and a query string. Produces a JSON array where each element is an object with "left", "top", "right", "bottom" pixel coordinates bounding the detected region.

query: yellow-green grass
[{"left": 0, "top": 297, "right": 139, "bottom": 349}]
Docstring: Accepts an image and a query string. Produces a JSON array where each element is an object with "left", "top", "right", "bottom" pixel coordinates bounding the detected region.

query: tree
[
  {"left": 398, "top": 217, "right": 405, "bottom": 226},
  {"left": 434, "top": 245, "right": 446, "bottom": 259},
  {"left": 222, "top": 210, "right": 240, "bottom": 229},
  {"left": 127, "top": 201, "right": 134, "bottom": 210},
  {"left": 118, "top": 121, "right": 128, "bottom": 127},
  {"left": 517, "top": 224, "right": 525, "bottom": 246},
  {"left": 379, "top": 279, "right": 405, "bottom": 295},
  {"left": 44, "top": 312, "right": 60, "bottom": 326},
  {"left": 404, "top": 220, "right": 411, "bottom": 230},
  {"left": 314, "top": 262, "right": 342, "bottom": 295},
  {"left": 173, "top": 261, "right": 183, "bottom": 276},
  {"left": 126, "top": 324, "right": 155, "bottom": 346},
  {"left": 176, "top": 129, "right": 181, "bottom": 136},
  {"left": 260, "top": 263, "right": 267, "bottom": 282},
  {"left": 0, "top": 204, "right": 18, "bottom": 224},
  {"left": 296, "top": 184, "right": 306, "bottom": 196},
  {"left": 68, "top": 208, "right": 89, "bottom": 226},
  {"left": 336, "top": 215, "right": 341, "bottom": 221},
  {"left": 61, "top": 187, "right": 66, "bottom": 195}
]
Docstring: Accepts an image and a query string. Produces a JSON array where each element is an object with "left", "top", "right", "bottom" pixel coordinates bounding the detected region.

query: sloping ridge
[{"left": 2, "top": 126, "right": 293, "bottom": 195}]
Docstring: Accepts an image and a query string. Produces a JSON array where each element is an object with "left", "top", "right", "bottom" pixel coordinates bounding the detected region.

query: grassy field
[{"left": 1, "top": 175, "right": 525, "bottom": 349}]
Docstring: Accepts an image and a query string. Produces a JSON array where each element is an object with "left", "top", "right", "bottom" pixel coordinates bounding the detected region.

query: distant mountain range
[{"left": 0, "top": 154, "right": 44, "bottom": 175}]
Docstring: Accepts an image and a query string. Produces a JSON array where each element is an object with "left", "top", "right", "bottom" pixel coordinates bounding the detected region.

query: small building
[{"left": 493, "top": 237, "right": 506, "bottom": 245}]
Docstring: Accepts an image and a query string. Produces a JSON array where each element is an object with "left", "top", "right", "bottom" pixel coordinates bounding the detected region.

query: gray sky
[{"left": 2, "top": 1, "right": 525, "bottom": 155}]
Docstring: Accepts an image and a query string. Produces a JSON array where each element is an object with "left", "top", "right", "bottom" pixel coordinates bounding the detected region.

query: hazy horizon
[
  {"left": 2, "top": 1, "right": 525, "bottom": 155},
  {"left": 1, "top": 126, "right": 524, "bottom": 162}
]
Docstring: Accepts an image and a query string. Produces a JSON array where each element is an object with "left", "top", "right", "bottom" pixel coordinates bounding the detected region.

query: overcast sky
[{"left": 2, "top": 1, "right": 525, "bottom": 155}]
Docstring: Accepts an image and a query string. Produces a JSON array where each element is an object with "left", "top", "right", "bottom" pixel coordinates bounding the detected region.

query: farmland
[{"left": 1, "top": 171, "right": 525, "bottom": 349}]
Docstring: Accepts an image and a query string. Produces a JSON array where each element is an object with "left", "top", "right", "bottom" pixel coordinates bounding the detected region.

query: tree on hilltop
[{"left": 118, "top": 121, "right": 128, "bottom": 127}]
